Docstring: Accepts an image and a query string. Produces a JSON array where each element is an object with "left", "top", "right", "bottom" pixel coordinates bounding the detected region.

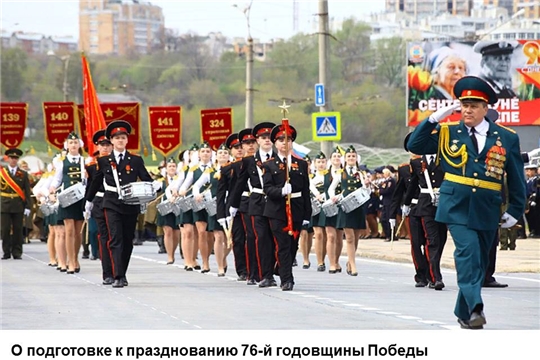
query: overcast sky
[{"left": 1, "top": 0, "right": 385, "bottom": 42}]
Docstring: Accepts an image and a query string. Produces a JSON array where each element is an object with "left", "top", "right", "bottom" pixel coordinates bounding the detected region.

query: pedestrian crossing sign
[{"left": 312, "top": 112, "right": 341, "bottom": 141}]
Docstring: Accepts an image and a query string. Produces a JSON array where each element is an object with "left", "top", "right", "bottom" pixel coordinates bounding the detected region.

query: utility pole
[
  {"left": 48, "top": 50, "right": 71, "bottom": 102},
  {"left": 318, "top": 0, "right": 332, "bottom": 156},
  {"left": 233, "top": 1, "right": 254, "bottom": 128}
]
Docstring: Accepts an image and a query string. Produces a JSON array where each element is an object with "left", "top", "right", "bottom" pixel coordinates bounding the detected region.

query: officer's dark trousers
[
  {"left": 407, "top": 214, "right": 429, "bottom": 283},
  {"left": 231, "top": 214, "right": 247, "bottom": 277},
  {"left": 1, "top": 211, "right": 23, "bottom": 257},
  {"left": 253, "top": 215, "right": 275, "bottom": 280},
  {"left": 103, "top": 208, "right": 137, "bottom": 280},
  {"left": 240, "top": 212, "right": 259, "bottom": 281},
  {"left": 269, "top": 218, "right": 301, "bottom": 285},
  {"left": 92, "top": 202, "right": 113, "bottom": 280},
  {"left": 448, "top": 224, "right": 496, "bottom": 320},
  {"left": 422, "top": 215, "right": 448, "bottom": 283}
]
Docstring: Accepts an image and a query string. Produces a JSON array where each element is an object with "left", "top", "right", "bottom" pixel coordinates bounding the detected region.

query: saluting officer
[
  {"left": 85, "top": 120, "right": 160, "bottom": 288},
  {"left": 84, "top": 129, "right": 114, "bottom": 284},
  {"left": 407, "top": 76, "right": 526, "bottom": 329},
  {"left": 262, "top": 124, "right": 311, "bottom": 291},
  {"left": 1, "top": 148, "right": 32, "bottom": 260},
  {"left": 216, "top": 133, "right": 248, "bottom": 281}
]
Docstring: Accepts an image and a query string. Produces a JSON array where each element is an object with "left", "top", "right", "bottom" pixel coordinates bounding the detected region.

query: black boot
[
  {"left": 133, "top": 230, "right": 143, "bottom": 246},
  {"left": 156, "top": 235, "right": 166, "bottom": 254}
]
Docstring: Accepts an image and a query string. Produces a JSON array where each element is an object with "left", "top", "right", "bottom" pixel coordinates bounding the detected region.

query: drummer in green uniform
[{"left": 407, "top": 76, "right": 526, "bottom": 329}]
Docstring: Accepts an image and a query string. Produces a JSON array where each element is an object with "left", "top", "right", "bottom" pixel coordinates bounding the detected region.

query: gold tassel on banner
[
  {"left": 152, "top": 149, "right": 157, "bottom": 161},
  {"left": 48, "top": 146, "right": 53, "bottom": 157},
  {"left": 143, "top": 145, "right": 148, "bottom": 157},
  {"left": 30, "top": 146, "right": 35, "bottom": 155}
]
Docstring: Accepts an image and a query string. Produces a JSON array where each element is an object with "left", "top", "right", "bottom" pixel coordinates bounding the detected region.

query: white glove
[
  {"left": 302, "top": 220, "right": 310, "bottom": 226},
  {"left": 83, "top": 210, "right": 91, "bottom": 220},
  {"left": 229, "top": 206, "right": 238, "bottom": 218},
  {"left": 152, "top": 180, "right": 162, "bottom": 192},
  {"left": 401, "top": 205, "right": 410, "bottom": 217},
  {"left": 500, "top": 212, "right": 518, "bottom": 229},
  {"left": 428, "top": 103, "right": 460, "bottom": 123},
  {"left": 217, "top": 218, "right": 227, "bottom": 228},
  {"left": 23, "top": 208, "right": 31, "bottom": 217},
  {"left": 85, "top": 201, "right": 93, "bottom": 213},
  {"left": 389, "top": 219, "right": 396, "bottom": 228},
  {"left": 281, "top": 182, "right": 292, "bottom": 196},
  {"left": 531, "top": 201, "right": 536, "bottom": 207}
]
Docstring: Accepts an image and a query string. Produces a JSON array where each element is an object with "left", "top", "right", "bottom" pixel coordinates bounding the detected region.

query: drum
[
  {"left": 177, "top": 195, "right": 194, "bottom": 213},
  {"left": 192, "top": 191, "right": 213, "bottom": 213},
  {"left": 311, "top": 197, "right": 322, "bottom": 216},
  {"left": 156, "top": 199, "right": 179, "bottom": 216},
  {"left": 40, "top": 202, "right": 56, "bottom": 216},
  {"left": 120, "top": 182, "right": 156, "bottom": 205},
  {"left": 204, "top": 192, "right": 217, "bottom": 217},
  {"left": 321, "top": 199, "right": 339, "bottom": 217},
  {"left": 339, "top": 187, "right": 371, "bottom": 213},
  {"left": 58, "top": 183, "right": 85, "bottom": 208}
]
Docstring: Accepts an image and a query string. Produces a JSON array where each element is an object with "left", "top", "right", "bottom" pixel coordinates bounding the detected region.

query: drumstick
[
  {"left": 226, "top": 217, "right": 234, "bottom": 249},
  {"left": 396, "top": 216, "right": 406, "bottom": 235},
  {"left": 80, "top": 219, "right": 87, "bottom": 234}
]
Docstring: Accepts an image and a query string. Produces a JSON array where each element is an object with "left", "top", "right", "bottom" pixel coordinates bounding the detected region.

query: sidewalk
[{"left": 355, "top": 236, "right": 540, "bottom": 273}]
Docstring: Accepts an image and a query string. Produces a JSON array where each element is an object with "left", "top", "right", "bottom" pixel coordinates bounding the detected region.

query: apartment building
[
  {"left": 79, "top": 0, "right": 164, "bottom": 55},
  {"left": 385, "top": 0, "right": 474, "bottom": 18},
  {"left": 0, "top": 31, "right": 78, "bottom": 54},
  {"left": 483, "top": 0, "right": 539, "bottom": 18}
]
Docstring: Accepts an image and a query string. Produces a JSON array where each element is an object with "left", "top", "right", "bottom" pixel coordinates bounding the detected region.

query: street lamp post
[
  {"left": 318, "top": 0, "right": 333, "bottom": 156},
  {"left": 233, "top": 1, "right": 254, "bottom": 128},
  {"left": 47, "top": 50, "right": 71, "bottom": 102}
]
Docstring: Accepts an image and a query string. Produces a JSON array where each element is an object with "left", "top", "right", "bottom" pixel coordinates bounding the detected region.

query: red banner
[
  {"left": 43, "top": 102, "right": 76, "bottom": 151},
  {"left": 407, "top": 39, "right": 540, "bottom": 126},
  {"left": 200, "top": 108, "right": 233, "bottom": 150},
  {"left": 101, "top": 102, "right": 140, "bottom": 152},
  {"left": 148, "top": 106, "right": 182, "bottom": 158},
  {"left": 81, "top": 54, "right": 107, "bottom": 156},
  {"left": 0, "top": 103, "right": 27, "bottom": 149},
  {"left": 76, "top": 104, "right": 88, "bottom": 144}
]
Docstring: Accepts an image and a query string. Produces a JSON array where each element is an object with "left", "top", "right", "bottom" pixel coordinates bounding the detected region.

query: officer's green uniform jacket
[{"left": 407, "top": 118, "right": 526, "bottom": 230}]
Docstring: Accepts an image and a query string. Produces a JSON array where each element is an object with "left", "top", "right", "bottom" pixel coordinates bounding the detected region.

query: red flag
[{"left": 81, "top": 54, "right": 106, "bottom": 155}]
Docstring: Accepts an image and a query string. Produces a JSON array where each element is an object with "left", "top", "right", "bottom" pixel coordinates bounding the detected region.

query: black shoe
[
  {"left": 75, "top": 267, "right": 80, "bottom": 273},
  {"left": 60, "top": 268, "right": 67, "bottom": 272},
  {"left": 317, "top": 264, "right": 326, "bottom": 272},
  {"left": 292, "top": 259, "right": 297, "bottom": 267},
  {"left": 246, "top": 278, "right": 257, "bottom": 285},
  {"left": 13, "top": 256, "right": 22, "bottom": 260},
  {"left": 237, "top": 274, "right": 247, "bottom": 281},
  {"left": 415, "top": 280, "right": 428, "bottom": 288},
  {"left": 82, "top": 254, "right": 89, "bottom": 259},
  {"left": 224, "top": 266, "right": 228, "bottom": 274},
  {"left": 302, "top": 262, "right": 311, "bottom": 269},
  {"left": 185, "top": 266, "right": 193, "bottom": 271},
  {"left": 122, "top": 277, "right": 128, "bottom": 287},
  {"left": 102, "top": 277, "right": 114, "bottom": 285},
  {"left": 201, "top": 268, "right": 210, "bottom": 274},
  {"left": 194, "top": 265, "right": 201, "bottom": 270},
  {"left": 133, "top": 239, "right": 143, "bottom": 246},
  {"left": 428, "top": 282, "right": 435, "bottom": 289},
  {"left": 2, "top": 254, "right": 12, "bottom": 260},
  {"left": 66, "top": 270, "right": 75, "bottom": 274},
  {"left": 483, "top": 280, "right": 508, "bottom": 288},
  {"left": 281, "top": 282, "right": 294, "bottom": 291},
  {"left": 258, "top": 278, "right": 275, "bottom": 288},
  {"left": 433, "top": 280, "right": 445, "bottom": 290},
  {"left": 468, "top": 311, "right": 486, "bottom": 328},
  {"left": 217, "top": 273, "right": 225, "bottom": 277},
  {"left": 48, "top": 263, "right": 58, "bottom": 267},
  {"left": 328, "top": 269, "right": 337, "bottom": 274},
  {"left": 112, "top": 279, "right": 124, "bottom": 288},
  {"left": 457, "top": 318, "right": 473, "bottom": 329},
  {"left": 90, "top": 256, "right": 97, "bottom": 260},
  {"left": 166, "top": 260, "right": 175, "bottom": 265}
]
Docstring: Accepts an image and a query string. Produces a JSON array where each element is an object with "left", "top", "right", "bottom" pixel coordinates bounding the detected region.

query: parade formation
[{"left": 1, "top": 58, "right": 539, "bottom": 331}]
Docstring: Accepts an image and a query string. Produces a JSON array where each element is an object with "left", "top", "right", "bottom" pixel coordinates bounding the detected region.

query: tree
[
  {"left": 372, "top": 37, "right": 405, "bottom": 88},
  {"left": 332, "top": 19, "right": 372, "bottom": 84},
  {"left": 1, "top": 47, "right": 28, "bottom": 101}
]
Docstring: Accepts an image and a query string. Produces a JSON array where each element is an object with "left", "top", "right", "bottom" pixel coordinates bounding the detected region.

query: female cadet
[
  {"left": 33, "top": 163, "right": 56, "bottom": 266},
  {"left": 308, "top": 152, "right": 329, "bottom": 272},
  {"left": 299, "top": 155, "right": 315, "bottom": 269},
  {"left": 328, "top": 145, "right": 367, "bottom": 276},
  {"left": 49, "top": 133, "right": 86, "bottom": 274},
  {"left": 179, "top": 142, "right": 214, "bottom": 272},
  {"left": 193, "top": 143, "right": 230, "bottom": 276},
  {"left": 157, "top": 158, "right": 181, "bottom": 265},
  {"left": 324, "top": 147, "right": 344, "bottom": 273}
]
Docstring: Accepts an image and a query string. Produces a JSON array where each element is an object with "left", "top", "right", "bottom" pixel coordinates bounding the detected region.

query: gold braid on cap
[{"left": 438, "top": 124, "right": 468, "bottom": 175}]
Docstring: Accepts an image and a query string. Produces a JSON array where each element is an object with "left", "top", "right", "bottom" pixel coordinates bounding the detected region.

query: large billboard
[{"left": 407, "top": 40, "right": 540, "bottom": 127}]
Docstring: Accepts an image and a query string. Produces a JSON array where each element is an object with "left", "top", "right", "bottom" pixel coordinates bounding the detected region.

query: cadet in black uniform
[
  {"left": 85, "top": 120, "right": 160, "bottom": 288},
  {"left": 1, "top": 148, "right": 32, "bottom": 260},
  {"left": 84, "top": 129, "right": 114, "bottom": 284},
  {"left": 262, "top": 124, "right": 311, "bottom": 291}
]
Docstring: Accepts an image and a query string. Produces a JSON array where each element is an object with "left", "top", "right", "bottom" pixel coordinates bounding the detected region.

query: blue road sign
[{"left": 315, "top": 83, "right": 325, "bottom": 107}]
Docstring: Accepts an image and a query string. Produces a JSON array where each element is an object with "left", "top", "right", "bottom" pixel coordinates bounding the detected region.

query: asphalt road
[{"left": 1, "top": 241, "right": 539, "bottom": 331}]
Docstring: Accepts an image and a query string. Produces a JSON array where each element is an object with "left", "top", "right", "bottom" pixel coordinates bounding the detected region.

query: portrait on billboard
[{"left": 407, "top": 40, "right": 540, "bottom": 126}]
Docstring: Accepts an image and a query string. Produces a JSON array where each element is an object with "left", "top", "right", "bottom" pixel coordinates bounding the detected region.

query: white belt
[
  {"left": 290, "top": 192, "right": 301, "bottom": 199},
  {"left": 251, "top": 188, "right": 265, "bottom": 195},
  {"left": 411, "top": 198, "right": 418, "bottom": 204},
  {"left": 104, "top": 183, "right": 117, "bottom": 192},
  {"left": 95, "top": 192, "right": 104, "bottom": 198},
  {"left": 419, "top": 189, "right": 431, "bottom": 194},
  {"left": 242, "top": 191, "right": 250, "bottom": 197}
]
